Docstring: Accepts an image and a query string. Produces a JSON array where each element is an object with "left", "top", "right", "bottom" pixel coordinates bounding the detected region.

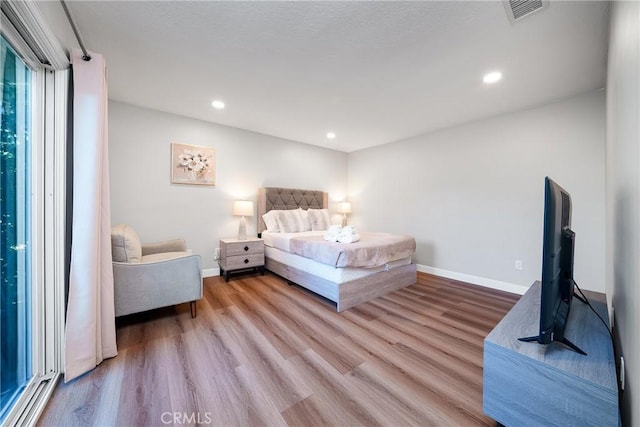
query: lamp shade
[
  {"left": 337, "top": 202, "right": 352, "bottom": 214},
  {"left": 232, "top": 200, "right": 254, "bottom": 217}
]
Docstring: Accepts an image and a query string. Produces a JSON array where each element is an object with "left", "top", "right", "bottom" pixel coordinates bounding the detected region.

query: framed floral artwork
[{"left": 171, "top": 142, "right": 216, "bottom": 186}]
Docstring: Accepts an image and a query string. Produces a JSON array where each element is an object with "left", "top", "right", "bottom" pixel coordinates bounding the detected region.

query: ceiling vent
[{"left": 504, "top": 0, "right": 549, "bottom": 23}]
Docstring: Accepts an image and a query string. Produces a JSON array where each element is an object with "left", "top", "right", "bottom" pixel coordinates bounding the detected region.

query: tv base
[
  {"left": 517, "top": 335, "right": 587, "bottom": 355},
  {"left": 573, "top": 291, "right": 587, "bottom": 304}
]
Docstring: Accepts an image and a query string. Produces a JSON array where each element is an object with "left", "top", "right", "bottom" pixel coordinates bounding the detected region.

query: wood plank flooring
[{"left": 38, "top": 272, "right": 519, "bottom": 426}]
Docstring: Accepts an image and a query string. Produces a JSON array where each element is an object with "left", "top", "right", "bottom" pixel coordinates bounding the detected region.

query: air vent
[{"left": 504, "top": 0, "right": 549, "bottom": 23}]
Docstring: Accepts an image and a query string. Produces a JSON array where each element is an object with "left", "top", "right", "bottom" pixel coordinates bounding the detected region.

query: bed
[{"left": 257, "top": 187, "right": 417, "bottom": 311}]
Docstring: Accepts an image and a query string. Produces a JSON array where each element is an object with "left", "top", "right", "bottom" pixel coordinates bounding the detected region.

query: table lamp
[
  {"left": 337, "top": 201, "right": 352, "bottom": 227},
  {"left": 233, "top": 200, "right": 254, "bottom": 240}
]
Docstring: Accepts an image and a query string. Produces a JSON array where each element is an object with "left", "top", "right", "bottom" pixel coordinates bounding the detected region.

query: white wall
[
  {"left": 348, "top": 90, "right": 605, "bottom": 293},
  {"left": 606, "top": 1, "right": 639, "bottom": 425},
  {"left": 109, "top": 101, "right": 348, "bottom": 272}
]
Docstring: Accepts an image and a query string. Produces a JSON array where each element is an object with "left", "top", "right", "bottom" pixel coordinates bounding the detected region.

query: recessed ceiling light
[
  {"left": 211, "top": 100, "right": 225, "bottom": 109},
  {"left": 326, "top": 132, "right": 336, "bottom": 139},
  {"left": 483, "top": 71, "right": 502, "bottom": 84}
]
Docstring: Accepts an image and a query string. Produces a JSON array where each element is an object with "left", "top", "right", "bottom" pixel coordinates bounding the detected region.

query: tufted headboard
[{"left": 257, "top": 187, "right": 328, "bottom": 234}]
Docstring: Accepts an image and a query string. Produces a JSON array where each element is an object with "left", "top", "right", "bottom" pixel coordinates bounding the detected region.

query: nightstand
[{"left": 219, "top": 237, "right": 265, "bottom": 282}]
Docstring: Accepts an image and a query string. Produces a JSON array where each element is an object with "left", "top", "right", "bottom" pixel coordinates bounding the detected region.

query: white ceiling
[{"left": 54, "top": 1, "right": 609, "bottom": 152}]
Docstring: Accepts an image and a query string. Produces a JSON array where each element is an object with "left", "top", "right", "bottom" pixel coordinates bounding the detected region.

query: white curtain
[{"left": 64, "top": 50, "right": 117, "bottom": 382}]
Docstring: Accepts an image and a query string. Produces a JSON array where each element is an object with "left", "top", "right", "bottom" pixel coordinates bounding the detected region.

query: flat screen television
[{"left": 519, "top": 177, "right": 586, "bottom": 355}]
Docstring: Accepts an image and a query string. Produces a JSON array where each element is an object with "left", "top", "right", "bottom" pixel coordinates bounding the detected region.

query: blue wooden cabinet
[{"left": 483, "top": 281, "right": 619, "bottom": 426}]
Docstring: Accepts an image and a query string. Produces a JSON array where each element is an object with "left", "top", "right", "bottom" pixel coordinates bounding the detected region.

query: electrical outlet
[
  {"left": 214, "top": 247, "right": 220, "bottom": 260},
  {"left": 620, "top": 356, "right": 625, "bottom": 391},
  {"left": 515, "top": 260, "right": 523, "bottom": 270}
]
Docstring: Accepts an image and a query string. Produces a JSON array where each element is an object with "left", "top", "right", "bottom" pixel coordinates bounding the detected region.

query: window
[
  {"left": 1, "top": 1, "right": 68, "bottom": 424},
  {"left": 0, "top": 35, "right": 32, "bottom": 423}
]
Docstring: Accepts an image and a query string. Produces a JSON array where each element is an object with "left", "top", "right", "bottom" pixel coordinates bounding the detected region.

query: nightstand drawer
[
  {"left": 219, "top": 237, "right": 265, "bottom": 282},
  {"left": 223, "top": 240, "right": 264, "bottom": 256},
  {"left": 222, "top": 253, "right": 264, "bottom": 270}
]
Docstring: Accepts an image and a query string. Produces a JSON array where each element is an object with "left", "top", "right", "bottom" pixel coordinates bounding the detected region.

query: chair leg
[{"left": 190, "top": 301, "right": 197, "bottom": 318}]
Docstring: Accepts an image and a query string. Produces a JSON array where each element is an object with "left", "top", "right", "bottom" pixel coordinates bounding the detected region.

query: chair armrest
[
  {"left": 113, "top": 254, "right": 202, "bottom": 317},
  {"left": 142, "top": 238, "right": 187, "bottom": 255}
]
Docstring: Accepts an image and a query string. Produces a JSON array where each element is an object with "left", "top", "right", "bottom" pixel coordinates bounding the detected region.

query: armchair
[{"left": 111, "top": 224, "right": 203, "bottom": 318}]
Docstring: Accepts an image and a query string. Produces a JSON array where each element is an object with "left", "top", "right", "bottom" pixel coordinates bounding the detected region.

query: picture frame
[{"left": 171, "top": 142, "right": 216, "bottom": 186}]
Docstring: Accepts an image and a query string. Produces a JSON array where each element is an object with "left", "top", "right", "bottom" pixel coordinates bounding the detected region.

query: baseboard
[
  {"left": 203, "top": 267, "right": 220, "bottom": 278},
  {"left": 204, "top": 263, "right": 526, "bottom": 294},
  {"left": 416, "top": 264, "right": 528, "bottom": 295}
]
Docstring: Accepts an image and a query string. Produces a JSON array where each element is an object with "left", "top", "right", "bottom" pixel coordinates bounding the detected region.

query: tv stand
[
  {"left": 516, "top": 281, "right": 589, "bottom": 356},
  {"left": 573, "top": 291, "right": 588, "bottom": 304},
  {"left": 557, "top": 336, "right": 587, "bottom": 355},
  {"left": 516, "top": 334, "right": 587, "bottom": 356},
  {"left": 569, "top": 277, "right": 589, "bottom": 304},
  {"left": 483, "top": 281, "right": 619, "bottom": 426}
]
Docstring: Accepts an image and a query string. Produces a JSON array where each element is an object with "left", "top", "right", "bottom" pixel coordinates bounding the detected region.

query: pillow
[
  {"left": 308, "top": 208, "right": 331, "bottom": 231},
  {"left": 262, "top": 210, "right": 280, "bottom": 232},
  {"left": 297, "top": 208, "right": 312, "bottom": 231},
  {"left": 274, "top": 209, "right": 305, "bottom": 233},
  {"left": 111, "top": 224, "right": 142, "bottom": 263}
]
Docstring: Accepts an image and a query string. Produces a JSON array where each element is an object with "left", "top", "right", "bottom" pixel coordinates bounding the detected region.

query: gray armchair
[{"left": 111, "top": 224, "right": 203, "bottom": 318}]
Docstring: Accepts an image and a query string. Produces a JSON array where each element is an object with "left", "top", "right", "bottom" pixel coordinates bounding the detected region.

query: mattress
[
  {"left": 262, "top": 230, "right": 322, "bottom": 252},
  {"left": 264, "top": 245, "right": 412, "bottom": 284}
]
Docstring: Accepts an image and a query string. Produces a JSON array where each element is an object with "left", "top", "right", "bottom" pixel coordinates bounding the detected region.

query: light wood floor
[{"left": 38, "top": 271, "right": 519, "bottom": 426}]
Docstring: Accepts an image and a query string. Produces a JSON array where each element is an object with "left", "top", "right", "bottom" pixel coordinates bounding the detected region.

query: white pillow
[
  {"left": 262, "top": 210, "right": 280, "bottom": 232},
  {"left": 275, "top": 209, "right": 305, "bottom": 233},
  {"left": 308, "top": 208, "right": 331, "bottom": 231},
  {"left": 111, "top": 224, "right": 142, "bottom": 263},
  {"left": 297, "top": 208, "right": 312, "bottom": 231}
]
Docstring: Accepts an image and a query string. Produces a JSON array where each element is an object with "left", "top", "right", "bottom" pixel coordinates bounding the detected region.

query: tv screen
[{"left": 519, "top": 177, "right": 586, "bottom": 355}]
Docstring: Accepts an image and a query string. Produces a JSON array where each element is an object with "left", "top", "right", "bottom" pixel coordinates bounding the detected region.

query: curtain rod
[{"left": 59, "top": 0, "right": 91, "bottom": 61}]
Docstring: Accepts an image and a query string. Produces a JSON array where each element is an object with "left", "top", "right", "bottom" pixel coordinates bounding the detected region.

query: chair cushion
[
  {"left": 141, "top": 252, "right": 190, "bottom": 263},
  {"left": 111, "top": 224, "right": 142, "bottom": 263}
]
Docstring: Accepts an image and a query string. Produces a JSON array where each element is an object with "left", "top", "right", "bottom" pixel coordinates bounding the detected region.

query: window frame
[{"left": 1, "top": 2, "right": 68, "bottom": 425}]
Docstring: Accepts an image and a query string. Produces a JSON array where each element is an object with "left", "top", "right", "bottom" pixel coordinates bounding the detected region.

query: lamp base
[
  {"left": 341, "top": 214, "right": 348, "bottom": 227},
  {"left": 238, "top": 216, "right": 247, "bottom": 240}
]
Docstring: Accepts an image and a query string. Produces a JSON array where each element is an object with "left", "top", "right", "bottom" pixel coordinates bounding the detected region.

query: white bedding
[{"left": 263, "top": 230, "right": 412, "bottom": 284}]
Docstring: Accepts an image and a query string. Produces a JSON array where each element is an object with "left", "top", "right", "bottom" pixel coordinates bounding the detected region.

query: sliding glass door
[{"left": 0, "top": 35, "right": 32, "bottom": 423}]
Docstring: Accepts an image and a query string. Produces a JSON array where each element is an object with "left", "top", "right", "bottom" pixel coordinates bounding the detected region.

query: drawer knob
[
  {"left": 244, "top": 258, "right": 249, "bottom": 264},
  {"left": 244, "top": 246, "right": 249, "bottom": 251}
]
